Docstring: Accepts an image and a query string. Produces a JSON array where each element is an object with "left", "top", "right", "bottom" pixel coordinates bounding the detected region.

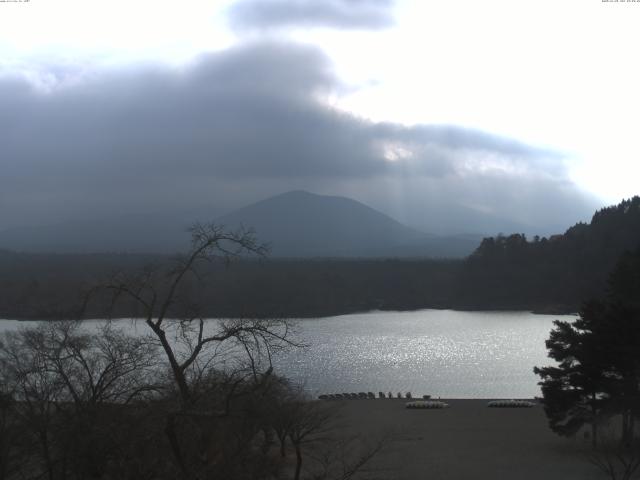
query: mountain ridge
[
  {"left": 216, "top": 190, "right": 430, "bottom": 257},
  {"left": 0, "top": 190, "right": 481, "bottom": 258}
]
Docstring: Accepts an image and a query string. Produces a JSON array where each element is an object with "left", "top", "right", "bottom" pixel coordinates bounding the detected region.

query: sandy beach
[{"left": 330, "top": 399, "right": 601, "bottom": 480}]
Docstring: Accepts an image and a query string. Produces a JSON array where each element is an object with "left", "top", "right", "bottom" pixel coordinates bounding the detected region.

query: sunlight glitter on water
[
  {"left": 270, "top": 309, "right": 574, "bottom": 399},
  {"left": 0, "top": 309, "right": 574, "bottom": 398}
]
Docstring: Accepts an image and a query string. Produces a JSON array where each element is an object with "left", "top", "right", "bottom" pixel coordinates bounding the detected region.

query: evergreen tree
[
  {"left": 534, "top": 300, "right": 611, "bottom": 446},
  {"left": 535, "top": 248, "right": 640, "bottom": 446}
]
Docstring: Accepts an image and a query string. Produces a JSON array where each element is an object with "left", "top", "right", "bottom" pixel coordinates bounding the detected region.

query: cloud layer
[
  {"left": 0, "top": 41, "right": 596, "bottom": 234},
  {"left": 227, "top": 0, "right": 395, "bottom": 31}
]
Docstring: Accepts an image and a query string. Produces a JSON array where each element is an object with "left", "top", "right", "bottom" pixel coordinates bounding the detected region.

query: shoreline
[{"left": 0, "top": 304, "right": 578, "bottom": 322}]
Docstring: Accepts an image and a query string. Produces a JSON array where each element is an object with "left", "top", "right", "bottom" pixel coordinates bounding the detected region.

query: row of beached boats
[
  {"left": 318, "top": 391, "right": 424, "bottom": 400},
  {"left": 318, "top": 393, "right": 536, "bottom": 409},
  {"left": 406, "top": 399, "right": 536, "bottom": 409}
]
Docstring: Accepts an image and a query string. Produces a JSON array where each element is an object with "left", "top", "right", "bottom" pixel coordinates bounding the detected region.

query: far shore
[
  {"left": 330, "top": 398, "right": 600, "bottom": 480},
  {"left": 0, "top": 304, "right": 579, "bottom": 322}
]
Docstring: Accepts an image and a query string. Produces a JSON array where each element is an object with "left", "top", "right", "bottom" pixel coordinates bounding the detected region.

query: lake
[{"left": 0, "top": 309, "right": 573, "bottom": 398}]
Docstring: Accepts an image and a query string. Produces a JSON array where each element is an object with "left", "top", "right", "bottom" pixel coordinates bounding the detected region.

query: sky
[{"left": 1, "top": 0, "right": 639, "bottom": 235}]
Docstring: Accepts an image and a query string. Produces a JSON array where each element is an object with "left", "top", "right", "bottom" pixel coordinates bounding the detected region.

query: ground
[{"left": 330, "top": 399, "right": 601, "bottom": 480}]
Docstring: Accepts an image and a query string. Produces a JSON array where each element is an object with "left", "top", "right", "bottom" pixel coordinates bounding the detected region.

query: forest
[{"left": 1, "top": 196, "right": 639, "bottom": 320}]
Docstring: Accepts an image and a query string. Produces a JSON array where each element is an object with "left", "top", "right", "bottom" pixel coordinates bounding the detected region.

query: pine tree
[{"left": 535, "top": 249, "right": 640, "bottom": 446}]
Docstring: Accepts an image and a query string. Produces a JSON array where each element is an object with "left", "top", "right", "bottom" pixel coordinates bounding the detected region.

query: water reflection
[
  {"left": 270, "top": 309, "right": 573, "bottom": 398},
  {"left": 0, "top": 309, "right": 574, "bottom": 398}
]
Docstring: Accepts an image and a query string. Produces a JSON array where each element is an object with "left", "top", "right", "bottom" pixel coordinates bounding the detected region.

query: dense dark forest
[
  {"left": 1, "top": 196, "right": 639, "bottom": 320},
  {"left": 457, "top": 196, "right": 640, "bottom": 312},
  {"left": 0, "top": 252, "right": 461, "bottom": 319}
]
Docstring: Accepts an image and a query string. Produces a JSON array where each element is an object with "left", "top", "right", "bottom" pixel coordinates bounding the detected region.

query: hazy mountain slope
[
  {"left": 0, "top": 207, "right": 226, "bottom": 254},
  {"left": 0, "top": 190, "right": 482, "bottom": 257},
  {"left": 407, "top": 203, "right": 541, "bottom": 237},
  {"left": 215, "top": 190, "right": 430, "bottom": 257}
]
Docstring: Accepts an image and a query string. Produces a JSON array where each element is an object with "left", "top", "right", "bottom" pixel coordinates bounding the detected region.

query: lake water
[{"left": 0, "top": 309, "right": 573, "bottom": 398}]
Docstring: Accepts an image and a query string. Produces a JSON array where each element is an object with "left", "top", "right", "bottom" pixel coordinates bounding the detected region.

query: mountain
[
  {"left": 0, "top": 191, "right": 482, "bottom": 257},
  {"left": 215, "top": 190, "right": 479, "bottom": 257},
  {"left": 3, "top": 197, "right": 639, "bottom": 320},
  {"left": 217, "top": 190, "right": 424, "bottom": 257}
]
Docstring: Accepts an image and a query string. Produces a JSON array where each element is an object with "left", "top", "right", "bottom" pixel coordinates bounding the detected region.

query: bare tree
[
  {"left": 97, "top": 223, "right": 297, "bottom": 406},
  {"left": 270, "top": 391, "right": 391, "bottom": 480},
  {"left": 1, "top": 324, "right": 73, "bottom": 480},
  {"left": 0, "top": 224, "right": 386, "bottom": 480},
  {"left": 310, "top": 434, "right": 391, "bottom": 480},
  {"left": 0, "top": 321, "right": 160, "bottom": 480},
  {"left": 0, "top": 389, "right": 21, "bottom": 480},
  {"left": 88, "top": 223, "right": 302, "bottom": 479},
  {"left": 288, "top": 400, "right": 336, "bottom": 480}
]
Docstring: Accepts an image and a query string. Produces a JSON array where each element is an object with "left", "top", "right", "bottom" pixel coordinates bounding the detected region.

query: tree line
[
  {"left": 1, "top": 196, "right": 639, "bottom": 319},
  {"left": 0, "top": 252, "right": 461, "bottom": 320},
  {"left": 456, "top": 196, "right": 640, "bottom": 311},
  {"left": 0, "top": 225, "right": 387, "bottom": 480}
]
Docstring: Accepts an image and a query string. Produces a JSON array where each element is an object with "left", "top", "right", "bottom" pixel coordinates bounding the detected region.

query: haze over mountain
[
  {"left": 0, "top": 191, "right": 483, "bottom": 257},
  {"left": 217, "top": 190, "right": 484, "bottom": 257},
  {"left": 216, "top": 190, "right": 421, "bottom": 256},
  {"left": 3, "top": 195, "right": 638, "bottom": 321},
  {"left": 0, "top": 29, "right": 603, "bottom": 239}
]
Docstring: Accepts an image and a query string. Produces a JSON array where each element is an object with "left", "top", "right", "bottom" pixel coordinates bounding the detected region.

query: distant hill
[
  {"left": 0, "top": 190, "right": 482, "bottom": 258},
  {"left": 216, "top": 190, "right": 482, "bottom": 257},
  {"left": 457, "top": 196, "right": 640, "bottom": 311},
  {"left": 216, "top": 190, "right": 426, "bottom": 257},
  {"left": 1, "top": 197, "right": 639, "bottom": 320}
]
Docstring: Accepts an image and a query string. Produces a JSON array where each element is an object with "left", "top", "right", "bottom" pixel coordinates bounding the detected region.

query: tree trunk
[
  {"left": 261, "top": 428, "right": 273, "bottom": 455},
  {"left": 39, "top": 429, "right": 55, "bottom": 480},
  {"left": 621, "top": 410, "right": 632, "bottom": 447},
  {"left": 148, "top": 321, "right": 192, "bottom": 405},
  {"left": 591, "top": 396, "right": 598, "bottom": 448},
  {"left": 294, "top": 443, "right": 302, "bottom": 480},
  {"left": 165, "top": 414, "right": 190, "bottom": 479}
]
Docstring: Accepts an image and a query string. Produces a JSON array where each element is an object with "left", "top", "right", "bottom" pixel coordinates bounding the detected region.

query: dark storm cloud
[
  {"left": 227, "top": 0, "right": 395, "bottom": 31},
  {"left": 0, "top": 40, "right": 596, "bottom": 232}
]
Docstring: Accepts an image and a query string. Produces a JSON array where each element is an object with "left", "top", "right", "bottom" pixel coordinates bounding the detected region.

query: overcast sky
[{"left": 1, "top": 0, "right": 638, "bottom": 234}]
